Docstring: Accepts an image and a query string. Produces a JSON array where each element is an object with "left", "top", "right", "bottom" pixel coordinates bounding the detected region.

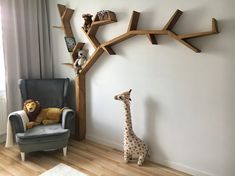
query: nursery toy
[
  {"left": 82, "top": 13, "right": 93, "bottom": 32},
  {"left": 114, "top": 89, "right": 149, "bottom": 166},
  {"left": 97, "top": 10, "right": 110, "bottom": 21},
  {"left": 23, "top": 99, "right": 64, "bottom": 129},
  {"left": 73, "top": 49, "right": 88, "bottom": 74},
  {"left": 23, "top": 99, "right": 41, "bottom": 122}
]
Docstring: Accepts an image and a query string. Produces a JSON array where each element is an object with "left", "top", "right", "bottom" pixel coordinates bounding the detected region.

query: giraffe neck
[{"left": 123, "top": 100, "right": 134, "bottom": 134}]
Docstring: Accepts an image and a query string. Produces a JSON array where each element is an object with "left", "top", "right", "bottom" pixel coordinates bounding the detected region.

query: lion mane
[{"left": 23, "top": 99, "right": 41, "bottom": 121}]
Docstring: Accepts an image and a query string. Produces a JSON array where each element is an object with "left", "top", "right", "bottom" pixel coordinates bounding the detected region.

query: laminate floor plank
[{"left": 0, "top": 140, "right": 191, "bottom": 176}]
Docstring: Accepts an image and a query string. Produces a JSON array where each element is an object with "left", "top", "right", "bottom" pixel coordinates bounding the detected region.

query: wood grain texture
[
  {"left": 167, "top": 31, "right": 201, "bottom": 53},
  {"left": 75, "top": 76, "right": 86, "bottom": 140},
  {"left": 0, "top": 140, "right": 191, "bottom": 176},
  {"left": 178, "top": 18, "right": 219, "bottom": 40},
  {"left": 128, "top": 11, "right": 140, "bottom": 31},
  {"left": 102, "top": 46, "right": 116, "bottom": 55},
  {"left": 147, "top": 34, "right": 158, "bottom": 45},
  {"left": 163, "top": 9, "right": 183, "bottom": 30},
  {"left": 57, "top": 5, "right": 74, "bottom": 37},
  {"left": 57, "top": 4, "right": 66, "bottom": 17}
]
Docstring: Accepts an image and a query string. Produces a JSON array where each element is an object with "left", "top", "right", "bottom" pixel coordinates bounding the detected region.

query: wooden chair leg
[
  {"left": 63, "top": 146, "right": 67, "bottom": 156},
  {"left": 20, "top": 152, "right": 25, "bottom": 161}
]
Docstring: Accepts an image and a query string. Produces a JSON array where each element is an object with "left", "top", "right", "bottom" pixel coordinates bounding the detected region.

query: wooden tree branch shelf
[
  {"left": 54, "top": 4, "right": 219, "bottom": 140},
  {"left": 54, "top": 4, "right": 85, "bottom": 64},
  {"left": 54, "top": 4, "right": 86, "bottom": 140}
]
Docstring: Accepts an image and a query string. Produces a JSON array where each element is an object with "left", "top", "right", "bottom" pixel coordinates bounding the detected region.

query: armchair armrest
[
  {"left": 9, "top": 112, "right": 25, "bottom": 133},
  {"left": 61, "top": 108, "right": 75, "bottom": 130}
]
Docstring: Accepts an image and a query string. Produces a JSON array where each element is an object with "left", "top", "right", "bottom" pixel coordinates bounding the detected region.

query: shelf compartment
[
  {"left": 94, "top": 11, "right": 117, "bottom": 22},
  {"left": 71, "top": 42, "right": 85, "bottom": 62}
]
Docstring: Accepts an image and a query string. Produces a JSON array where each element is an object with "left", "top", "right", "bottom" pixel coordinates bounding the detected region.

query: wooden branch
[
  {"left": 128, "top": 11, "right": 140, "bottom": 31},
  {"left": 80, "top": 47, "right": 104, "bottom": 74},
  {"left": 90, "top": 36, "right": 101, "bottom": 49},
  {"left": 57, "top": 4, "right": 74, "bottom": 37},
  {"left": 82, "top": 29, "right": 99, "bottom": 49},
  {"left": 130, "top": 30, "right": 167, "bottom": 35},
  {"left": 81, "top": 9, "right": 219, "bottom": 72},
  {"left": 163, "top": 9, "right": 183, "bottom": 30},
  {"left": 63, "top": 23, "right": 73, "bottom": 37},
  {"left": 75, "top": 75, "right": 86, "bottom": 140},
  {"left": 87, "top": 16, "right": 117, "bottom": 36},
  {"left": 57, "top": 4, "right": 66, "bottom": 17},
  {"left": 62, "top": 8, "right": 74, "bottom": 21},
  {"left": 212, "top": 18, "right": 219, "bottom": 33},
  {"left": 178, "top": 31, "right": 217, "bottom": 40},
  {"left": 102, "top": 46, "right": 116, "bottom": 55},
  {"left": 84, "top": 13, "right": 117, "bottom": 51},
  {"left": 178, "top": 19, "right": 219, "bottom": 39},
  {"left": 92, "top": 20, "right": 116, "bottom": 26},
  {"left": 87, "top": 25, "right": 99, "bottom": 36},
  {"left": 168, "top": 31, "right": 201, "bottom": 52},
  {"left": 103, "top": 33, "right": 136, "bottom": 47},
  {"left": 147, "top": 34, "right": 158, "bottom": 45}
]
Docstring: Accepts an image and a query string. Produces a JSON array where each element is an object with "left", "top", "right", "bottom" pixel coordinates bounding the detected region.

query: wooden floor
[{"left": 0, "top": 139, "right": 191, "bottom": 176}]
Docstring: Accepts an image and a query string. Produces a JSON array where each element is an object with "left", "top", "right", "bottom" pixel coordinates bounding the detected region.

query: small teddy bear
[
  {"left": 82, "top": 14, "right": 93, "bottom": 32},
  {"left": 73, "top": 49, "right": 88, "bottom": 74}
]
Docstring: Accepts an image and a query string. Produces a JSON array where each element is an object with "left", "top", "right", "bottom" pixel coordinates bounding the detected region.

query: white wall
[{"left": 48, "top": 0, "right": 235, "bottom": 175}]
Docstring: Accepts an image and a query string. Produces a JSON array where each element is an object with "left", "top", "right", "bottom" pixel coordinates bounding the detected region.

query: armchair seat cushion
[{"left": 16, "top": 124, "right": 70, "bottom": 145}]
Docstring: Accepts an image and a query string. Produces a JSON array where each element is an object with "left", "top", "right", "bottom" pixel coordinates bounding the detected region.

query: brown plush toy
[
  {"left": 82, "top": 13, "right": 93, "bottom": 32},
  {"left": 23, "top": 99, "right": 64, "bottom": 129},
  {"left": 23, "top": 99, "right": 41, "bottom": 122}
]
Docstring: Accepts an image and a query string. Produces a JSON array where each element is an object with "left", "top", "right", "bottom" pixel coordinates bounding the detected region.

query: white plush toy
[
  {"left": 73, "top": 49, "right": 88, "bottom": 74},
  {"left": 114, "top": 89, "right": 150, "bottom": 166}
]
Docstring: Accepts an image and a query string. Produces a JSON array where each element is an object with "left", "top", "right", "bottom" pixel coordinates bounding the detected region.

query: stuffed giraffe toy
[{"left": 114, "top": 89, "right": 149, "bottom": 166}]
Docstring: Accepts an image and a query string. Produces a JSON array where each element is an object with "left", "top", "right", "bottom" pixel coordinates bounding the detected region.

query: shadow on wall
[{"left": 143, "top": 96, "right": 167, "bottom": 163}]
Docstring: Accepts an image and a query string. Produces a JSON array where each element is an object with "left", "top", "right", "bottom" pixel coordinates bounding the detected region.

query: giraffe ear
[{"left": 129, "top": 89, "right": 132, "bottom": 93}]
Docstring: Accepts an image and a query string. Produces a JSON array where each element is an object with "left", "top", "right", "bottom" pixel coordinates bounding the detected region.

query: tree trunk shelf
[{"left": 53, "top": 4, "right": 219, "bottom": 140}]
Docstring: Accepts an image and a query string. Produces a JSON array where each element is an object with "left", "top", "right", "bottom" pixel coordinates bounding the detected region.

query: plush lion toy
[
  {"left": 23, "top": 99, "right": 41, "bottom": 122},
  {"left": 23, "top": 99, "right": 64, "bottom": 129}
]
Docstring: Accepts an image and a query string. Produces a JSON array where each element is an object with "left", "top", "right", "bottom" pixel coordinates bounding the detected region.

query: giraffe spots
[{"left": 115, "top": 90, "right": 149, "bottom": 165}]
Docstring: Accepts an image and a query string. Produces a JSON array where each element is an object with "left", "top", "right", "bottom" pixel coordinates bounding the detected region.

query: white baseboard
[
  {"left": 161, "top": 161, "right": 214, "bottom": 176},
  {"left": 86, "top": 134, "right": 214, "bottom": 176},
  {"left": 86, "top": 134, "right": 123, "bottom": 150}
]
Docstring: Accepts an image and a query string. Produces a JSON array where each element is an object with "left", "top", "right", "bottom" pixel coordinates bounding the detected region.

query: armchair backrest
[{"left": 18, "top": 78, "right": 69, "bottom": 108}]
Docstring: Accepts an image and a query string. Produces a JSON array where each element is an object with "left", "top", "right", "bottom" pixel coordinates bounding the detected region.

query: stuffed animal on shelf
[
  {"left": 82, "top": 13, "right": 93, "bottom": 32},
  {"left": 97, "top": 10, "right": 109, "bottom": 21},
  {"left": 23, "top": 99, "right": 65, "bottom": 129},
  {"left": 73, "top": 49, "right": 88, "bottom": 74},
  {"left": 114, "top": 89, "right": 150, "bottom": 166}
]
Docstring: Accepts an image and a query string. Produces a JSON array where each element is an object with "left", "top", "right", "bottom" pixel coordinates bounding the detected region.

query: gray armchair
[{"left": 9, "top": 78, "right": 75, "bottom": 161}]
